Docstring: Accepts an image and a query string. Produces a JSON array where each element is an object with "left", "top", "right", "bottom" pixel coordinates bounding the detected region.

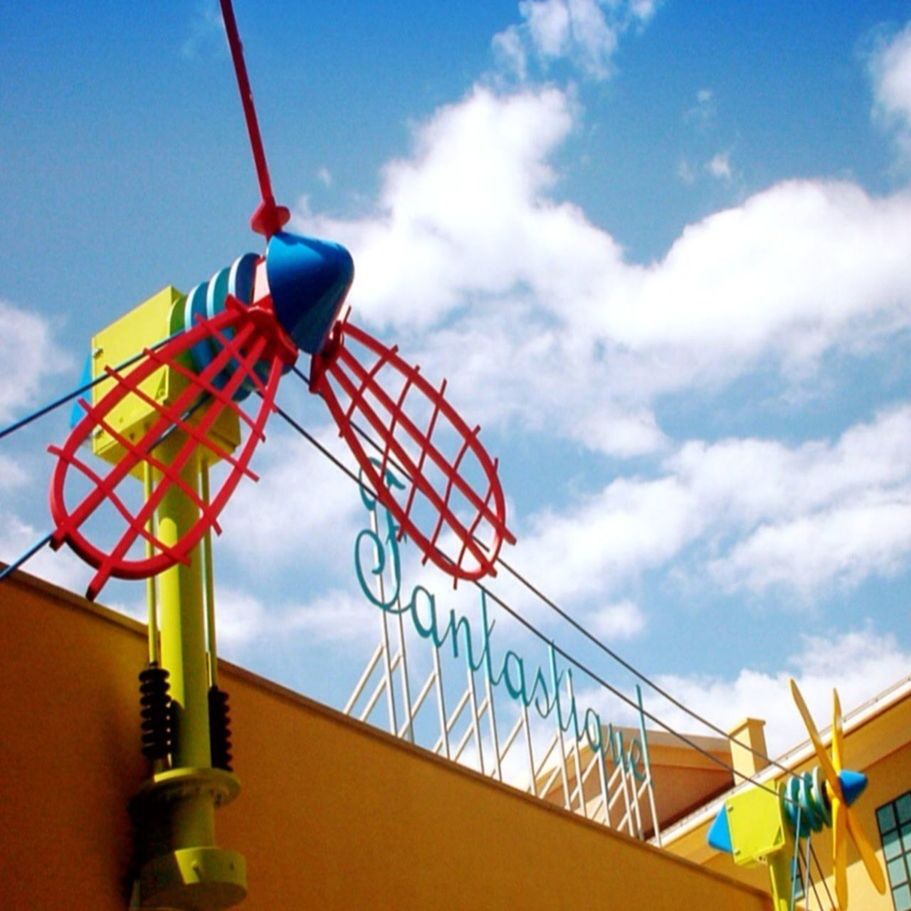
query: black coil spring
[
  {"left": 138, "top": 663, "right": 173, "bottom": 760},
  {"left": 208, "top": 685, "right": 233, "bottom": 771}
]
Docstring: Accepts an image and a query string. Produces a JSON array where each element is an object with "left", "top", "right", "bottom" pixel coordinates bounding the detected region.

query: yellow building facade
[
  {"left": 3, "top": 564, "right": 908, "bottom": 910},
  {"left": 0, "top": 568, "right": 770, "bottom": 911}
]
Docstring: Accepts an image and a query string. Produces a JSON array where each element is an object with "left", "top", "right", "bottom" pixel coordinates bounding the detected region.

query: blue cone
[
  {"left": 838, "top": 769, "right": 868, "bottom": 807},
  {"left": 266, "top": 231, "right": 355, "bottom": 355},
  {"left": 707, "top": 804, "right": 733, "bottom": 853}
]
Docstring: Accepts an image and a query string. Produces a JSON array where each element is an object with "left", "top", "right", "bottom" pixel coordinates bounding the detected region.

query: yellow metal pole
[
  {"left": 143, "top": 460, "right": 159, "bottom": 666},
  {"left": 155, "top": 439, "right": 215, "bottom": 844},
  {"left": 90, "top": 286, "right": 245, "bottom": 909},
  {"left": 130, "top": 435, "right": 246, "bottom": 910},
  {"left": 142, "top": 459, "right": 168, "bottom": 778},
  {"left": 767, "top": 851, "right": 796, "bottom": 911},
  {"left": 201, "top": 461, "right": 219, "bottom": 688}
]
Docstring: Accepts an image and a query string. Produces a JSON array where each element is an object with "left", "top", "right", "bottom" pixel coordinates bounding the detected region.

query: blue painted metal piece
[
  {"left": 183, "top": 253, "right": 259, "bottom": 400},
  {"left": 70, "top": 355, "right": 94, "bottom": 427},
  {"left": 206, "top": 264, "right": 231, "bottom": 324},
  {"left": 839, "top": 768, "right": 867, "bottom": 807},
  {"left": 708, "top": 804, "right": 733, "bottom": 854},
  {"left": 215, "top": 253, "right": 261, "bottom": 391},
  {"left": 228, "top": 253, "right": 258, "bottom": 309},
  {"left": 233, "top": 252, "right": 265, "bottom": 376},
  {"left": 184, "top": 281, "right": 211, "bottom": 374},
  {"left": 178, "top": 234, "right": 352, "bottom": 398},
  {"left": 266, "top": 231, "right": 354, "bottom": 355},
  {"left": 783, "top": 768, "right": 830, "bottom": 838}
]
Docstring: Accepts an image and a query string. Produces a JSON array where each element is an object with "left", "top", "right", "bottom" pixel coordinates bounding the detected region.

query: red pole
[{"left": 219, "top": 0, "right": 290, "bottom": 238}]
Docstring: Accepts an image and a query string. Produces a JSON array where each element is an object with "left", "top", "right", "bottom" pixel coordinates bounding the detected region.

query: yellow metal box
[{"left": 88, "top": 286, "right": 240, "bottom": 476}]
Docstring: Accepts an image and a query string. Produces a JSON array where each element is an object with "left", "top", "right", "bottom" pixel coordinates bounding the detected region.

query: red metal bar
[
  {"left": 48, "top": 305, "right": 286, "bottom": 599},
  {"left": 219, "top": 0, "right": 290, "bottom": 237},
  {"left": 314, "top": 333, "right": 511, "bottom": 579}
]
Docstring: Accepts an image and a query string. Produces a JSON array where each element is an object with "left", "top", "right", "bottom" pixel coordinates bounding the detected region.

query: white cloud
[
  {"left": 516, "top": 476, "right": 699, "bottom": 603},
  {"left": 676, "top": 404, "right": 911, "bottom": 595},
  {"left": 524, "top": 1, "right": 574, "bottom": 58},
  {"left": 591, "top": 599, "right": 646, "bottom": 639},
  {"left": 296, "top": 85, "right": 911, "bottom": 459},
  {"left": 714, "top": 494, "right": 911, "bottom": 595},
  {"left": 0, "top": 454, "right": 27, "bottom": 490},
  {"left": 289, "top": 76, "right": 911, "bottom": 598},
  {"left": 706, "top": 151, "right": 733, "bottom": 181},
  {"left": 602, "top": 180, "right": 911, "bottom": 368},
  {"left": 217, "top": 423, "right": 364, "bottom": 573},
  {"left": 181, "top": 1, "right": 223, "bottom": 60},
  {"left": 670, "top": 404, "right": 911, "bottom": 524},
  {"left": 301, "top": 86, "right": 580, "bottom": 330},
  {"left": 870, "top": 22, "right": 911, "bottom": 158},
  {"left": 678, "top": 146, "right": 735, "bottom": 185},
  {"left": 493, "top": 0, "right": 658, "bottom": 82},
  {"left": 0, "top": 299, "right": 70, "bottom": 424},
  {"left": 0, "top": 509, "right": 85, "bottom": 593},
  {"left": 677, "top": 159, "right": 697, "bottom": 185},
  {"left": 214, "top": 588, "right": 271, "bottom": 648},
  {"left": 492, "top": 24, "right": 529, "bottom": 81},
  {"left": 281, "top": 588, "right": 382, "bottom": 644},
  {"left": 684, "top": 88, "right": 716, "bottom": 127},
  {"left": 209, "top": 584, "right": 381, "bottom": 649},
  {"left": 649, "top": 627, "right": 911, "bottom": 757},
  {"left": 508, "top": 403, "right": 911, "bottom": 603}
]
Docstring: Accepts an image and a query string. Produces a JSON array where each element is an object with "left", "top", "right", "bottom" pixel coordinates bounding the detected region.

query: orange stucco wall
[{"left": 0, "top": 571, "right": 770, "bottom": 910}]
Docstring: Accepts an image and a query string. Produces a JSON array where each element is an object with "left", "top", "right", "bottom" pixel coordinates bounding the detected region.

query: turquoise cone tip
[
  {"left": 839, "top": 768, "right": 867, "bottom": 807},
  {"left": 707, "top": 804, "right": 733, "bottom": 853},
  {"left": 266, "top": 231, "right": 354, "bottom": 356}
]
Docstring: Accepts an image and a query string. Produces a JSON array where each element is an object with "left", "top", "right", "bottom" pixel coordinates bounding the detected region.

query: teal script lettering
[{"left": 353, "top": 469, "right": 650, "bottom": 777}]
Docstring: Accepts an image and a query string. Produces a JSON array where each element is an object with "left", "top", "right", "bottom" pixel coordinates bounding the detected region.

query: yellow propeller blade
[
  {"left": 832, "top": 688, "right": 844, "bottom": 773},
  {"left": 789, "top": 680, "right": 885, "bottom": 903},
  {"left": 845, "top": 804, "right": 887, "bottom": 894},
  {"left": 833, "top": 795, "right": 848, "bottom": 911},
  {"left": 789, "top": 678, "right": 841, "bottom": 796}
]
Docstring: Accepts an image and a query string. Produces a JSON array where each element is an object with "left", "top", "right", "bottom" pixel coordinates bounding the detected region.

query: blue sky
[{"left": 2, "top": 1, "right": 911, "bottom": 757}]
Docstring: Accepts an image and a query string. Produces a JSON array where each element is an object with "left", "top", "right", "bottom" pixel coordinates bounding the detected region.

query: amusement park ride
[
  {"left": 24, "top": 0, "right": 514, "bottom": 907},
  {"left": 708, "top": 680, "right": 886, "bottom": 910},
  {"left": 0, "top": 3, "right": 891, "bottom": 911}
]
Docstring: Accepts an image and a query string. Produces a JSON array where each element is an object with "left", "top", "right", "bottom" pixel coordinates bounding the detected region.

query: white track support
[
  {"left": 379, "top": 608, "right": 398, "bottom": 735},
  {"left": 344, "top": 642, "right": 382, "bottom": 716},
  {"left": 482, "top": 672, "right": 503, "bottom": 783},
  {"left": 345, "top": 593, "right": 658, "bottom": 843},
  {"left": 431, "top": 640, "right": 450, "bottom": 760},
  {"left": 534, "top": 734, "right": 561, "bottom": 798},
  {"left": 465, "top": 665, "right": 484, "bottom": 772},
  {"left": 565, "top": 673, "right": 587, "bottom": 818},
  {"left": 555, "top": 725, "right": 574, "bottom": 810},
  {"left": 393, "top": 590, "right": 415, "bottom": 742},
  {"left": 636, "top": 685, "right": 661, "bottom": 845}
]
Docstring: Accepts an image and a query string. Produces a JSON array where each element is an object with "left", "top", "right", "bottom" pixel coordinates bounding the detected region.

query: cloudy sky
[{"left": 2, "top": 1, "right": 910, "bottom": 759}]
